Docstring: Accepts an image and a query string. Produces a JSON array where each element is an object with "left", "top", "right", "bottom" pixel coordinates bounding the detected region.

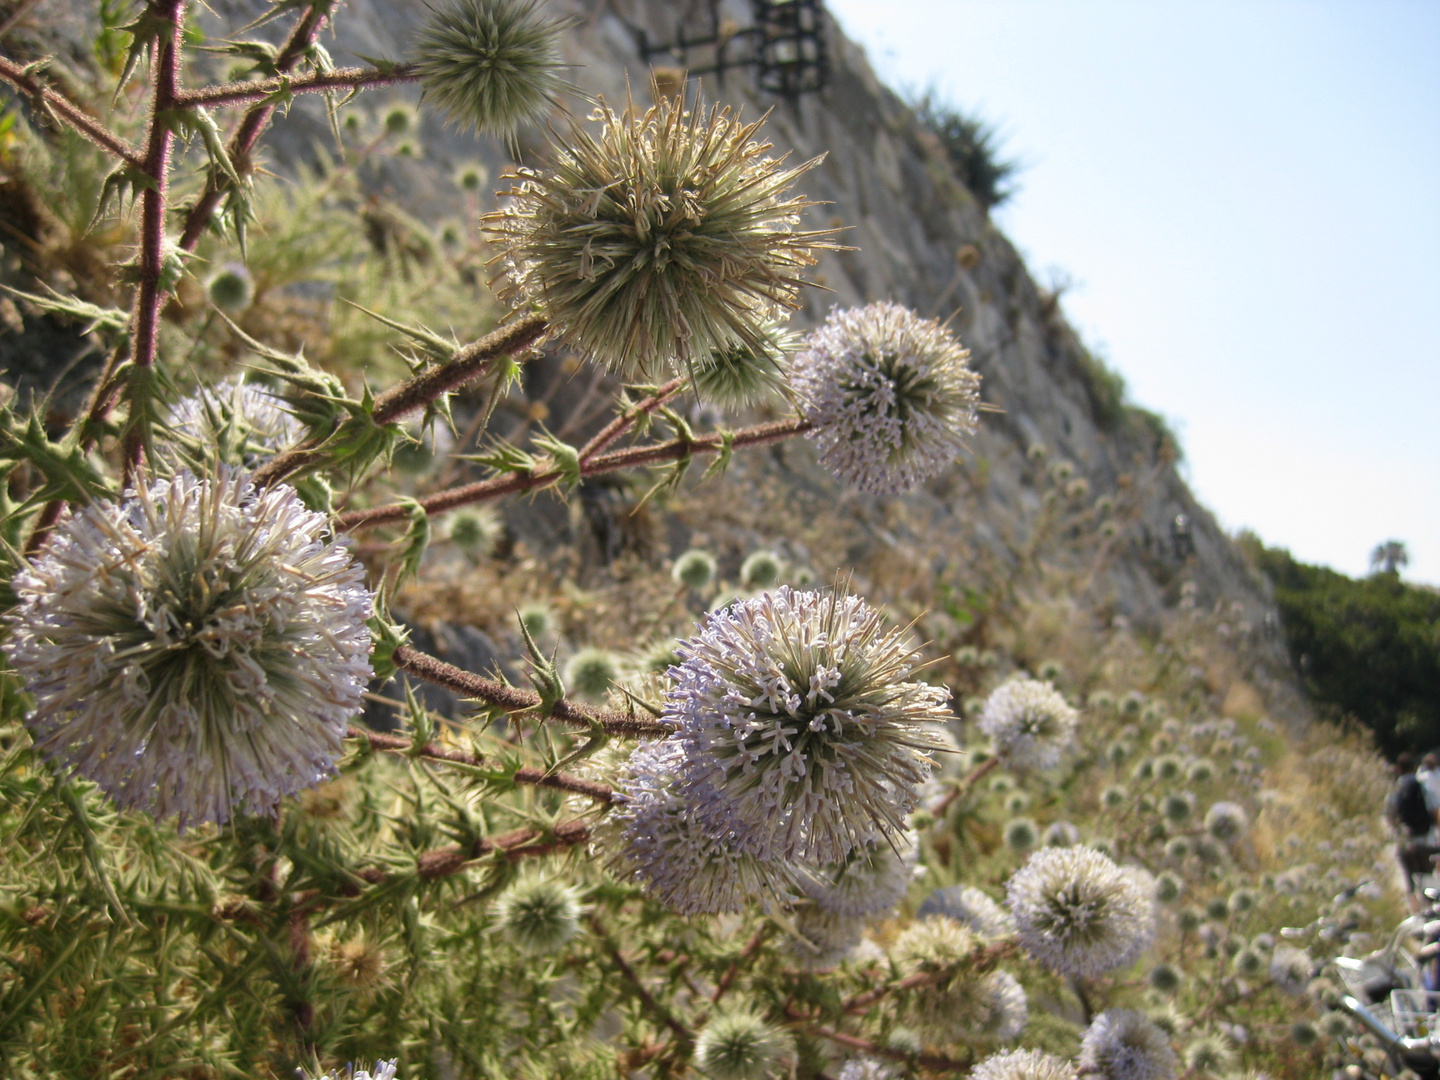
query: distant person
[
  {"left": 1386, "top": 751, "right": 1440, "bottom": 901},
  {"left": 1418, "top": 753, "right": 1440, "bottom": 807}
]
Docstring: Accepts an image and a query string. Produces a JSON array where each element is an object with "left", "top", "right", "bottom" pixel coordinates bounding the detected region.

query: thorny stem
[
  {"left": 577, "top": 377, "right": 686, "bottom": 464},
  {"left": 784, "top": 1008, "right": 972, "bottom": 1073},
  {"left": 0, "top": 56, "right": 144, "bottom": 166},
  {"left": 711, "top": 924, "right": 773, "bottom": 1004},
  {"left": 175, "top": 63, "right": 420, "bottom": 110},
  {"left": 346, "top": 723, "right": 614, "bottom": 802},
  {"left": 592, "top": 915, "right": 692, "bottom": 1044},
  {"left": 414, "top": 818, "right": 590, "bottom": 880},
  {"left": 337, "top": 416, "right": 812, "bottom": 531},
  {"left": 250, "top": 316, "right": 551, "bottom": 489},
  {"left": 839, "top": 939, "right": 1017, "bottom": 1015},
  {"left": 929, "top": 755, "right": 1001, "bottom": 817},
  {"left": 123, "top": 0, "right": 187, "bottom": 478},
  {"left": 178, "top": 0, "right": 331, "bottom": 251},
  {"left": 391, "top": 644, "right": 674, "bottom": 738}
]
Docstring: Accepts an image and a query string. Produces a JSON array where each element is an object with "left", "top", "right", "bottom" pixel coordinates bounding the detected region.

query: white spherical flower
[
  {"left": 305, "top": 1062, "right": 399, "bottom": 1080},
  {"left": 667, "top": 586, "right": 950, "bottom": 864},
  {"left": 978, "top": 678, "right": 1078, "bottom": 772},
  {"left": 1204, "top": 801, "right": 1249, "bottom": 844},
  {"left": 917, "top": 884, "right": 1017, "bottom": 940},
  {"left": 492, "top": 873, "right": 583, "bottom": 954},
  {"left": 1078, "top": 1010, "right": 1179, "bottom": 1080},
  {"left": 790, "top": 302, "right": 981, "bottom": 494},
  {"left": 988, "top": 970, "right": 1030, "bottom": 1041},
  {"left": 1268, "top": 946, "right": 1313, "bottom": 996},
  {"left": 606, "top": 740, "right": 797, "bottom": 914},
  {"left": 165, "top": 376, "right": 303, "bottom": 469},
  {"left": 970, "top": 1048, "right": 1076, "bottom": 1080},
  {"left": 5, "top": 471, "right": 373, "bottom": 829},
  {"left": 800, "top": 831, "right": 917, "bottom": 917},
  {"left": 1006, "top": 847, "right": 1156, "bottom": 978},
  {"left": 838, "top": 1059, "right": 899, "bottom": 1080}
]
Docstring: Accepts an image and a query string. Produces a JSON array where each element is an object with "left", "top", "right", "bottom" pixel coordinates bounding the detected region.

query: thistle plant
[{"left": 0, "top": 1, "right": 1398, "bottom": 1076}]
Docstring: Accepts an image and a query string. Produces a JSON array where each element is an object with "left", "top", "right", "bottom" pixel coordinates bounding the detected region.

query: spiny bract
[
  {"left": 790, "top": 302, "right": 981, "bottom": 494},
  {"left": 5, "top": 471, "right": 373, "bottom": 829},
  {"left": 487, "top": 97, "right": 832, "bottom": 378}
]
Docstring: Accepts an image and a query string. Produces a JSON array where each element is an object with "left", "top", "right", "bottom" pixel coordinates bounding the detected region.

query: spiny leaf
[
  {"left": 0, "top": 285, "right": 128, "bottom": 337},
  {"left": 341, "top": 299, "right": 460, "bottom": 365},
  {"left": 531, "top": 430, "right": 580, "bottom": 492}
]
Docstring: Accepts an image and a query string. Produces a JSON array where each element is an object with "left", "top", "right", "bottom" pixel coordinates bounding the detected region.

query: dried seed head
[
  {"left": 666, "top": 586, "right": 950, "bottom": 864},
  {"left": 488, "top": 98, "right": 832, "bottom": 377},
  {"left": 411, "top": 0, "right": 569, "bottom": 139},
  {"left": 5, "top": 471, "right": 372, "bottom": 829},
  {"left": 791, "top": 302, "right": 981, "bottom": 494}
]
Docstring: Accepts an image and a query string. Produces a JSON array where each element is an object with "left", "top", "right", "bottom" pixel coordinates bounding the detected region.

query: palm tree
[{"left": 1370, "top": 539, "right": 1410, "bottom": 576}]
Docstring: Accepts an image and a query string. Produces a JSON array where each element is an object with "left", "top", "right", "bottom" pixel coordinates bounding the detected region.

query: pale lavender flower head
[
  {"left": 1269, "top": 946, "right": 1313, "bottom": 996},
  {"left": 666, "top": 586, "right": 951, "bottom": 864},
  {"left": 1006, "top": 847, "right": 1156, "bottom": 978},
  {"left": 970, "top": 1048, "right": 1076, "bottom": 1080},
  {"left": 800, "top": 830, "right": 917, "bottom": 917},
  {"left": 917, "top": 884, "right": 1016, "bottom": 940},
  {"left": 5, "top": 471, "right": 373, "bottom": 829},
  {"left": 606, "top": 740, "right": 798, "bottom": 914},
  {"left": 978, "top": 677, "right": 1078, "bottom": 772},
  {"left": 891, "top": 917, "right": 1026, "bottom": 1042},
  {"left": 164, "top": 376, "right": 303, "bottom": 470},
  {"left": 1204, "top": 801, "right": 1249, "bottom": 844},
  {"left": 838, "top": 1059, "right": 899, "bottom": 1080},
  {"left": 1077, "top": 1010, "right": 1179, "bottom": 1080},
  {"left": 303, "top": 1063, "right": 399, "bottom": 1080},
  {"left": 790, "top": 302, "right": 981, "bottom": 494}
]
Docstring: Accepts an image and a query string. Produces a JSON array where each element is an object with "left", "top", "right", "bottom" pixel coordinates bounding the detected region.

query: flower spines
[
  {"left": 486, "top": 98, "right": 832, "bottom": 378},
  {"left": 1006, "top": 846, "right": 1156, "bottom": 978},
  {"left": 666, "top": 586, "right": 950, "bottom": 864},
  {"left": 790, "top": 302, "right": 981, "bottom": 494},
  {"left": 5, "top": 471, "right": 373, "bottom": 829}
]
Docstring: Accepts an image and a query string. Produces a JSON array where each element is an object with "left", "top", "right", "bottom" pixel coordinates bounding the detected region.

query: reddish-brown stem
[
  {"left": 23, "top": 497, "right": 65, "bottom": 557},
  {"left": 930, "top": 754, "right": 1001, "bottom": 818},
  {"left": 593, "top": 917, "right": 692, "bottom": 1044},
  {"left": 123, "top": 0, "right": 187, "bottom": 477},
  {"left": 840, "top": 939, "right": 1016, "bottom": 1014},
  {"left": 0, "top": 56, "right": 144, "bottom": 166},
  {"left": 392, "top": 644, "right": 673, "bottom": 739},
  {"left": 175, "top": 63, "right": 419, "bottom": 109},
  {"left": 346, "top": 723, "right": 614, "bottom": 802},
  {"left": 784, "top": 1009, "right": 971, "bottom": 1073},
  {"left": 415, "top": 818, "right": 589, "bottom": 880},
  {"left": 711, "top": 924, "right": 772, "bottom": 1004},
  {"left": 577, "top": 377, "right": 686, "bottom": 464},
  {"left": 337, "top": 416, "right": 811, "bottom": 531},
  {"left": 177, "top": 2, "right": 330, "bottom": 252}
]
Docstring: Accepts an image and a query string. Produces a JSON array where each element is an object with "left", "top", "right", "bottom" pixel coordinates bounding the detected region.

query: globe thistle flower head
[
  {"left": 666, "top": 586, "right": 951, "bottom": 864},
  {"left": 693, "top": 1007, "right": 794, "bottom": 1080},
  {"left": 673, "top": 548, "right": 718, "bottom": 589},
  {"left": 917, "top": 884, "right": 1016, "bottom": 940},
  {"left": 1160, "top": 792, "right": 1193, "bottom": 824},
  {"left": 1269, "top": 946, "right": 1312, "bottom": 995},
  {"left": 969, "top": 1049, "right": 1076, "bottom": 1080},
  {"left": 1155, "top": 872, "right": 1182, "bottom": 904},
  {"left": 488, "top": 97, "right": 832, "bottom": 378},
  {"left": 564, "top": 646, "right": 620, "bottom": 701},
  {"left": 1045, "top": 820, "right": 1081, "bottom": 847},
  {"left": 205, "top": 262, "right": 253, "bottom": 311},
  {"left": 1182, "top": 1032, "right": 1234, "bottom": 1076},
  {"left": 800, "top": 831, "right": 917, "bottom": 917},
  {"left": 518, "top": 602, "right": 552, "bottom": 641},
  {"left": 894, "top": 916, "right": 1028, "bottom": 1041},
  {"left": 740, "top": 549, "right": 784, "bottom": 590},
  {"left": 1149, "top": 962, "right": 1183, "bottom": 994},
  {"left": 1204, "top": 801, "right": 1249, "bottom": 844},
  {"left": 605, "top": 740, "right": 797, "bottom": 914},
  {"left": 5, "top": 471, "right": 373, "bottom": 829},
  {"left": 493, "top": 873, "right": 583, "bottom": 954},
  {"left": 411, "top": 0, "right": 571, "bottom": 140},
  {"left": 692, "top": 319, "right": 797, "bottom": 409},
  {"left": 165, "top": 376, "right": 303, "bottom": 470},
  {"left": 1317, "top": 1010, "right": 1351, "bottom": 1040},
  {"left": 1078, "top": 1010, "right": 1179, "bottom": 1080},
  {"left": 446, "top": 506, "right": 502, "bottom": 558},
  {"left": 1006, "top": 846, "right": 1156, "bottom": 978},
  {"left": 790, "top": 302, "right": 981, "bottom": 494},
  {"left": 1006, "top": 816, "right": 1040, "bottom": 853},
  {"left": 303, "top": 1062, "right": 399, "bottom": 1080},
  {"left": 837, "top": 1059, "right": 899, "bottom": 1080},
  {"left": 978, "top": 677, "right": 1078, "bottom": 772}
]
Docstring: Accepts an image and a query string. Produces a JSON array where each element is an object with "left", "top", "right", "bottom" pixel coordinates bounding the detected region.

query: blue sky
[{"left": 826, "top": 0, "right": 1440, "bottom": 584}]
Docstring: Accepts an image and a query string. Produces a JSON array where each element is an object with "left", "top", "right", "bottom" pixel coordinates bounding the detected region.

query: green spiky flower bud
[
  {"left": 564, "top": 647, "right": 619, "bottom": 701},
  {"left": 672, "top": 548, "right": 717, "bottom": 590},
  {"left": 206, "top": 262, "right": 254, "bottom": 312},
  {"left": 739, "top": 549, "right": 784, "bottom": 590},
  {"left": 693, "top": 1008, "right": 794, "bottom": 1080},
  {"left": 493, "top": 874, "right": 582, "bottom": 954}
]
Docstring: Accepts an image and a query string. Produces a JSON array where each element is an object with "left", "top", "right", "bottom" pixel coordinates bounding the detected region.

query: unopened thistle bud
[
  {"left": 790, "top": 302, "right": 981, "bottom": 494},
  {"left": 1078, "top": 1009, "right": 1178, "bottom": 1080},
  {"left": 740, "top": 549, "right": 784, "bottom": 590},
  {"left": 205, "top": 262, "right": 253, "bottom": 311},
  {"left": 493, "top": 873, "right": 583, "bottom": 954},
  {"left": 1005, "top": 817, "right": 1040, "bottom": 853},
  {"left": 518, "top": 602, "right": 552, "bottom": 641},
  {"left": 1149, "top": 962, "right": 1183, "bottom": 994},
  {"left": 563, "top": 647, "right": 620, "bottom": 701},
  {"left": 1204, "top": 801, "right": 1249, "bottom": 844},
  {"left": 978, "top": 677, "right": 1078, "bottom": 772},
  {"left": 4, "top": 471, "right": 372, "bottom": 829},
  {"left": 666, "top": 587, "right": 950, "bottom": 864},
  {"left": 488, "top": 98, "right": 832, "bottom": 377},
  {"left": 693, "top": 1007, "right": 794, "bottom": 1080},
  {"left": 1182, "top": 1032, "right": 1234, "bottom": 1076},
  {"left": 1155, "top": 872, "right": 1182, "bottom": 904},
  {"left": 1006, "top": 847, "right": 1155, "bottom": 978},
  {"left": 672, "top": 548, "right": 717, "bottom": 590},
  {"left": 692, "top": 320, "right": 797, "bottom": 409},
  {"left": 446, "top": 506, "right": 502, "bottom": 558},
  {"left": 411, "top": 0, "right": 569, "bottom": 138}
]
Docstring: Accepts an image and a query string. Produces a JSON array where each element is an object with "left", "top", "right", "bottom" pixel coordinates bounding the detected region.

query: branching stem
[
  {"left": 0, "top": 56, "right": 144, "bottom": 166},
  {"left": 175, "top": 63, "right": 419, "bottom": 109}
]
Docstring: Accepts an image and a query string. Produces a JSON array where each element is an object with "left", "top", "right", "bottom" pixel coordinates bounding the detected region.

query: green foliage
[
  {"left": 911, "top": 90, "right": 1020, "bottom": 211},
  {"left": 1252, "top": 539, "right": 1440, "bottom": 756}
]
